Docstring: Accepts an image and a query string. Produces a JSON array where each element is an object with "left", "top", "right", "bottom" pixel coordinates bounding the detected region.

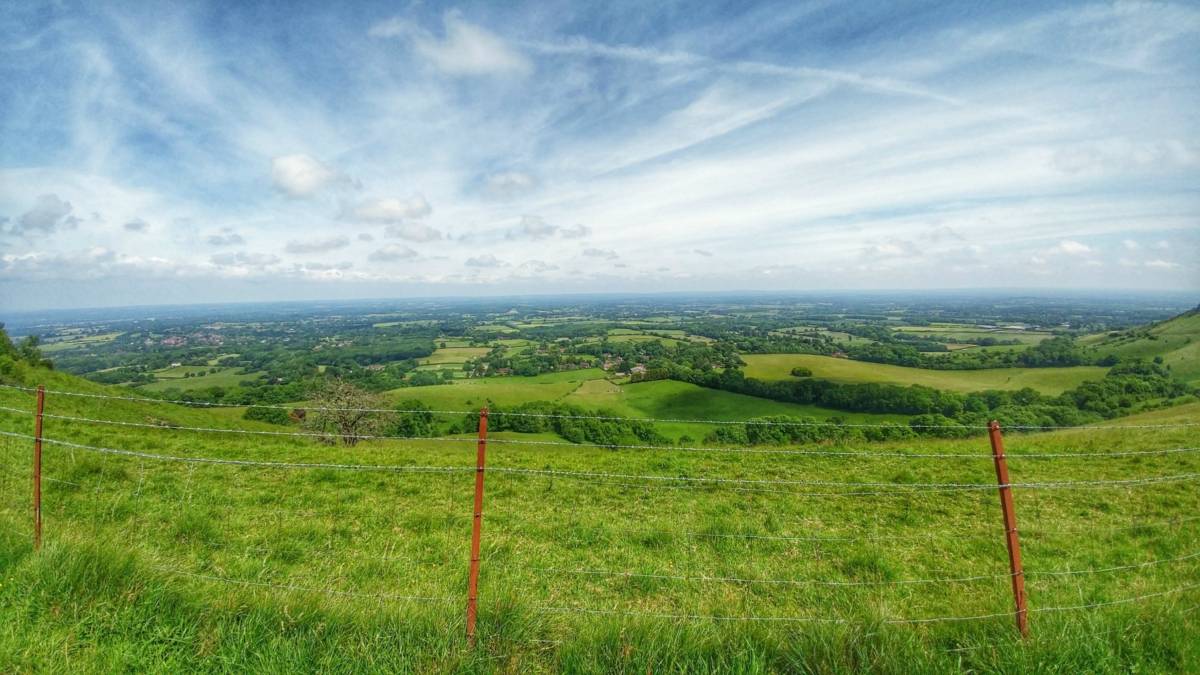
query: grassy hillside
[
  {"left": 1081, "top": 309, "right": 1200, "bottom": 385},
  {"left": 384, "top": 369, "right": 901, "bottom": 440},
  {"left": 740, "top": 354, "right": 1109, "bottom": 394},
  {"left": 0, "top": 368, "right": 1197, "bottom": 672}
]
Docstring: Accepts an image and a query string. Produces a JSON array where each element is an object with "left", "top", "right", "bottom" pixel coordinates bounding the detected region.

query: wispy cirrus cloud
[{"left": 1, "top": 1, "right": 1197, "bottom": 308}]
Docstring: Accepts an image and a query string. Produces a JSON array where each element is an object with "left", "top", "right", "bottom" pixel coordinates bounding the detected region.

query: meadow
[
  {"left": 140, "top": 366, "right": 264, "bottom": 392},
  {"left": 740, "top": 354, "right": 1109, "bottom": 395},
  {"left": 0, "top": 366, "right": 1197, "bottom": 672}
]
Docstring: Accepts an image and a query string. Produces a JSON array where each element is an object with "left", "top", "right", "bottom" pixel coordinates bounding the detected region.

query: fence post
[
  {"left": 466, "top": 407, "right": 489, "bottom": 645},
  {"left": 33, "top": 385, "right": 45, "bottom": 551},
  {"left": 988, "top": 420, "right": 1028, "bottom": 637}
]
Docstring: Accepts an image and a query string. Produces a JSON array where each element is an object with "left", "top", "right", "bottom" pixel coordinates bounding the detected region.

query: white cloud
[
  {"left": 348, "top": 195, "right": 432, "bottom": 223},
  {"left": 384, "top": 223, "right": 441, "bottom": 242},
  {"left": 518, "top": 259, "right": 559, "bottom": 273},
  {"left": 1145, "top": 259, "right": 1181, "bottom": 270},
  {"left": 368, "top": 244, "right": 418, "bottom": 262},
  {"left": 694, "top": 249, "right": 713, "bottom": 257},
  {"left": 210, "top": 252, "right": 280, "bottom": 268},
  {"left": 371, "top": 12, "right": 531, "bottom": 77},
  {"left": 5, "top": 194, "right": 79, "bottom": 236},
  {"left": 465, "top": 253, "right": 506, "bottom": 267},
  {"left": 1122, "top": 239, "right": 1141, "bottom": 250},
  {"left": 206, "top": 228, "right": 245, "bottom": 246},
  {"left": 271, "top": 154, "right": 340, "bottom": 198},
  {"left": 561, "top": 224, "right": 590, "bottom": 239},
  {"left": 295, "top": 261, "right": 352, "bottom": 271},
  {"left": 1050, "top": 240, "right": 1093, "bottom": 256},
  {"left": 284, "top": 236, "right": 351, "bottom": 254},
  {"left": 485, "top": 171, "right": 536, "bottom": 198},
  {"left": 582, "top": 248, "right": 619, "bottom": 260},
  {"left": 123, "top": 218, "right": 149, "bottom": 232}
]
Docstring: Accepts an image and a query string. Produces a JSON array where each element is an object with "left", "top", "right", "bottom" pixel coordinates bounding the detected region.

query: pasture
[
  {"left": 0, "top": 371, "right": 1196, "bottom": 672},
  {"left": 139, "top": 366, "right": 264, "bottom": 392},
  {"left": 740, "top": 354, "right": 1109, "bottom": 395}
]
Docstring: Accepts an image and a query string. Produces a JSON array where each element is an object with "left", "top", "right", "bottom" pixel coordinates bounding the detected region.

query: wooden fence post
[
  {"left": 466, "top": 407, "right": 489, "bottom": 644},
  {"left": 33, "top": 385, "right": 44, "bottom": 551},
  {"left": 988, "top": 420, "right": 1029, "bottom": 637}
]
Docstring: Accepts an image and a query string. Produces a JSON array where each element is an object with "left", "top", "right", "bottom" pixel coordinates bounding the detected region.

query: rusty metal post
[
  {"left": 988, "top": 420, "right": 1028, "bottom": 637},
  {"left": 465, "top": 407, "right": 489, "bottom": 644},
  {"left": 33, "top": 385, "right": 45, "bottom": 551}
]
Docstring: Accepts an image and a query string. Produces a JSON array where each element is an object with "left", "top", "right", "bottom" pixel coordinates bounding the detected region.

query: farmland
[
  {"left": 0, "top": 295, "right": 1198, "bottom": 671},
  {"left": 740, "top": 354, "right": 1110, "bottom": 395}
]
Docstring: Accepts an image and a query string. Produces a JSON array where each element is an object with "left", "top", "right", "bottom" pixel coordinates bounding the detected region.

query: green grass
[
  {"left": 139, "top": 366, "right": 264, "bottom": 392},
  {"left": 39, "top": 332, "right": 124, "bottom": 353},
  {"left": 741, "top": 354, "right": 1109, "bottom": 394},
  {"left": 385, "top": 371, "right": 899, "bottom": 440},
  {"left": 0, "top": 369, "right": 1198, "bottom": 671},
  {"left": 1080, "top": 310, "right": 1200, "bottom": 386},
  {"left": 386, "top": 369, "right": 611, "bottom": 410},
  {"left": 422, "top": 347, "right": 492, "bottom": 366}
]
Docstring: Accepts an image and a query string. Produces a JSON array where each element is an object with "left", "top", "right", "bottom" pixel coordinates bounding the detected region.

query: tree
[
  {"left": 302, "top": 378, "right": 392, "bottom": 446},
  {"left": 390, "top": 400, "right": 435, "bottom": 437}
]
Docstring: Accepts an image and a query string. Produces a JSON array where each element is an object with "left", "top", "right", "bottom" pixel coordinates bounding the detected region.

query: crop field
[
  {"left": 740, "top": 354, "right": 1109, "bottom": 395},
  {"left": 0, "top": 371, "right": 1197, "bottom": 672}
]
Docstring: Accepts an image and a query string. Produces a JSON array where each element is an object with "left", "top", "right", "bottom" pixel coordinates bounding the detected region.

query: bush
[{"left": 243, "top": 406, "right": 292, "bottom": 425}]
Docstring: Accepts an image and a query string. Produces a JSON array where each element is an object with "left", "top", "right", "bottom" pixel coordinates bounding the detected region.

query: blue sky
[{"left": 1, "top": 0, "right": 1198, "bottom": 309}]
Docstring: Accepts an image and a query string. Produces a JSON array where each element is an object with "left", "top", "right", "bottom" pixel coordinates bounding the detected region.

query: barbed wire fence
[{"left": 0, "top": 381, "right": 1197, "bottom": 645}]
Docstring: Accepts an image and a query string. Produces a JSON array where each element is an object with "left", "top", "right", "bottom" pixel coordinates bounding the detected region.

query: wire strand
[
  {"left": 0, "top": 430, "right": 471, "bottom": 475},
  {"left": 155, "top": 566, "right": 456, "bottom": 603},
  {"left": 4, "top": 382, "right": 1196, "bottom": 429},
  {"left": 489, "top": 464, "right": 1200, "bottom": 491}
]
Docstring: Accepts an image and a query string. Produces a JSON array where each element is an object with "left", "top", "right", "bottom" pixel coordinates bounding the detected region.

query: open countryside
[
  {"left": 3, "top": 1, "right": 1199, "bottom": 672},
  {"left": 2, "top": 293, "right": 1199, "bottom": 671}
]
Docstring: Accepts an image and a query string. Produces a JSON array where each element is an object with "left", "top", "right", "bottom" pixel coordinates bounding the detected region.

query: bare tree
[{"left": 302, "top": 378, "right": 393, "bottom": 446}]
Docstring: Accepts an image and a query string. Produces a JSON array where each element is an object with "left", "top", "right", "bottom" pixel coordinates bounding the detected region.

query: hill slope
[
  {"left": 1080, "top": 309, "right": 1200, "bottom": 385},
  {"left": 0, "top": 366, "right": 1197, "bottom": 671}
]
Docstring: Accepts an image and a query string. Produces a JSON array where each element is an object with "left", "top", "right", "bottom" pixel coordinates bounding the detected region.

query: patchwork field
[
  {"left": 740, "top": 354, "right": 1109, "bottom": 394},
  {"left": 39, "top": 332, "right": 124, "bottom": 353}
]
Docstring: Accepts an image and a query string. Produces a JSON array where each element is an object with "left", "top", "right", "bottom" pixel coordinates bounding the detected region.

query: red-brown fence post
[
  {"left": 988, "top": 420, "right": 1028, "bottom": 637},
  {"left": 33, "top": 385, "right": 45, "bottom": 551},
  {"left": 466, "top": 407, "right": 489, "bottom": 645}
]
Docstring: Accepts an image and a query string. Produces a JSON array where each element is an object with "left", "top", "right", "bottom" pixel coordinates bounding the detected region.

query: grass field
[
  {"left": 422, "top": 347, "right": 493, "bottom": 366},
  {"left": 740, "top": 354, "right": 1109, "bottom": 394},
  {"left": 39, "top": 332, "right": 124, "bottom": 353},
  {"left": 0, "top": 369, "right": 1197, "bottom": 672},
  {"left": 387, "top": 370, "right": 900, "bottom": 440},
  {"left": 139, "top": 366, "right": 264, "bottom": 392}
]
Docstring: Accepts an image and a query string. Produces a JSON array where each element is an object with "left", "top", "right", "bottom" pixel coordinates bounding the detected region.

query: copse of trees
[
  {"left": 0, "top": 325, "right": 53, "bottom": 376},
  {"left": 454, "top": 401, "right": 669, "bottom": 447},
  {"left": 673, "top": 360, "right": 1195, "bottom": 442}
]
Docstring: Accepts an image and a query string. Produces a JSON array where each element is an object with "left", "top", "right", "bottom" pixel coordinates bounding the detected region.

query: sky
[{"left": 1, "top": 0, "right": 1198, "bottom": 310}]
